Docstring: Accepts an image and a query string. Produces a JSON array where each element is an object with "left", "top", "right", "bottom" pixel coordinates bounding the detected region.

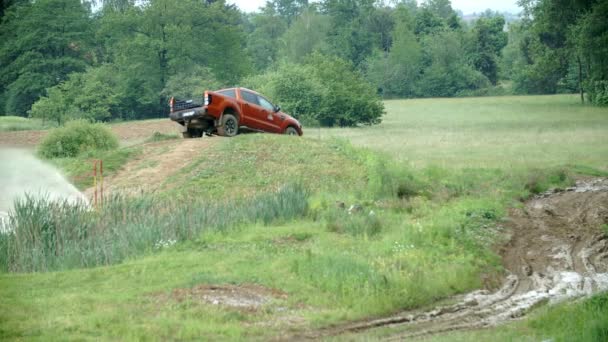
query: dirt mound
[
  {"left": 156, "top": 284, "right": 288, "bottom": 311},
  {"left": 0, "top": 120, "right": 177, "bottom": 147},
  {"left": 85, "top": 137, "right": 220, "bottom": 197},
  {"left": 326, "top": 178, "right": 608, "bottom": 339}
]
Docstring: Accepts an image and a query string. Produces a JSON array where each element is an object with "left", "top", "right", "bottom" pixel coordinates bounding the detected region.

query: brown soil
[
  {"left": 84, "top": 137, "right": 220, "bottom": 198},
  {"left": 317, "top": 178, "right": 608, "bottom": 340},
  {"left": 0, "top": 120, "right": 177, "bottom": 147},
  {"left": 154, "top": 284, "right": 288, "bottom": 312}
]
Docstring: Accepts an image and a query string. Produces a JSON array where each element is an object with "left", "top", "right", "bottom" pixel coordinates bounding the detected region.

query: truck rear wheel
[
  {"left": 182, "top": 131, "right": 192, "bottom": 138},
  {"left": 217, "top": 114, "right": 238, "bottom": 137}
]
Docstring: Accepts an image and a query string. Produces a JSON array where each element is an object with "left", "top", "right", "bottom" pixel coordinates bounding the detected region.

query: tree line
[{"left": 0, "top": 0, "right": 606, "bottom": 127}]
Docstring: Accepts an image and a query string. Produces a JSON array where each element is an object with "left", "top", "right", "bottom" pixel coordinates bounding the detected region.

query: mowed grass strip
[{"left": 318, "top": 95, "right": 608, "bottom": 169}]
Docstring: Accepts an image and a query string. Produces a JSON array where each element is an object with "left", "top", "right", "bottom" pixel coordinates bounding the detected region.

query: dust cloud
[{"left": 0, "top": 148, "right": 87, "bottom": 221}]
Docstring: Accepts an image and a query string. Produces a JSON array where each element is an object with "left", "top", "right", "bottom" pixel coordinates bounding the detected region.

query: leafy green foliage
[
  {"left": 38, "top": 120, "right": 119, "bottom": 158},
  {"left": 469, "top": 15, "right": 508, "bottom": 85},
  {"left": 30, "top": 66, "right": 121, "bottom": 124},
  {"left": 419, "top": 31, "right": 490, "bottom": 97},
  {"left": 0, "top": 0, "right": 92, "bottom": 116},
  {"left": 245, "top": 54, "right": 384, "bottom": 127}
]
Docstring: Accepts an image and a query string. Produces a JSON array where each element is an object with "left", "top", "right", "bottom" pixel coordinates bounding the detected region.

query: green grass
[
  {"left": 0, "top": 184, "right": 308, "bottom": 273},
  {"left": 317, "top": 95, "right": 608, "bottom": 169},
  {"left": 0, "top": 116, "right": 56, "bottom": 131},
  {"left": 1, "top": 94, "right": 607, "bottom": 340},
  {"left": 49, "top": 147, "right": 141, "bottom": 189},
  {"left": 165, "top": 134, "right": 369, "bottom": 199}
]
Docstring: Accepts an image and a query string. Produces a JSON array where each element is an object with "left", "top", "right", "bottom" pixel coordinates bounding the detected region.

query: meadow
[
  {"left": 317, "top": 95, "right": 608, "bottom": 169},
  {"left": 0, "top": 95, "right": 607, "bottom": 340}
]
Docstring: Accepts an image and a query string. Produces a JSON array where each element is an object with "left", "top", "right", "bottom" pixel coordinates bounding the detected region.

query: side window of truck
[
  {"left": 217, "top": 89, "right": 237, "bottom": 99},
  {"left": 241, "top": 90, "right": 259, "bottom": 105},
  {"left": 258, "top": 96, "right": 275, "bottom": 111}
]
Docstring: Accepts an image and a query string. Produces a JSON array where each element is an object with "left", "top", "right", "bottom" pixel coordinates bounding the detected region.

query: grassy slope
[
  {"left": 164, "top": 134, "right": 368, "bottom": 199},
  {"left": 1, "top": 95, "right": 608, "bottom": 340}
]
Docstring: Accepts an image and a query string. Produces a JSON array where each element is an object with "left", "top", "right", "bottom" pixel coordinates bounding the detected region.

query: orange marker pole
[
  {"left": 100, "top": 160, "right": 104, "bottom": 208},
  {"left": 93, "top": 160, "right": 98, "bottom": 209}
]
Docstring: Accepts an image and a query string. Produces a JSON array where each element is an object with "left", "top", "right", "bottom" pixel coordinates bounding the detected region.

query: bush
[
  {"left": 38, "top": 120, "right": 119, "bottom": 158},
  {"left": 243, "top": 53, "right": 385, "bottom": 127}
]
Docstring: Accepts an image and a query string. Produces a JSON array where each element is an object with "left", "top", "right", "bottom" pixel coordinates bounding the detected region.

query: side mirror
[{"left": 274, "top": 105, "right": 281, "bottom": 113}]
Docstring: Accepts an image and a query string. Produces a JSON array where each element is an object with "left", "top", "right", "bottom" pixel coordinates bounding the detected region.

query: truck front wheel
[
  {"left": 218, "top": 114, "right": 239, "bottom": 137},
  {"left": 284, "top": 126, "right": 298, "bottom": 135}
]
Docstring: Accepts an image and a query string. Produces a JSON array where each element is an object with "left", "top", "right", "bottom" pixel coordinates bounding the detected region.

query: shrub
[
  {"left": 242, "top": 53, "right": 385, "bottom": 127},
  {"left": 38, "top": 120, "right": 119, "bottom": 158}
]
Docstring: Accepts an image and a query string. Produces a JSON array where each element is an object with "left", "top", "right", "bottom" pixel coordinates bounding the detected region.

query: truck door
[
  {"left": 257, "top": 95, "right": 282, "bottom": 133},
  {"left": 239, "top": 90, "right": 275, "bottom": 132}
]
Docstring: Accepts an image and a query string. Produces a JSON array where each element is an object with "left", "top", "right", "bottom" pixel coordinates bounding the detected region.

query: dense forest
[{"left": 0, "top": 0, "right": 607, "bottom": 126}]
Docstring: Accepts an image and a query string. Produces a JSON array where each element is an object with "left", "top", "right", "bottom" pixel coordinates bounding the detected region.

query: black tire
[
  {"left": 183, "top": 128, "right": 202, "bottom": 138},
  {"left": 217, "top": 114, "right": 239, "bottom": 137},
  {"left": 284, "top": 126, "right": 298, "bottom": 136}
]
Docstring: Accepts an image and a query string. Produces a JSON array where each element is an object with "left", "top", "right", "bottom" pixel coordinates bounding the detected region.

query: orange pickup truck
[{"left": 169, "top": 87, "right": 303, "bottom": 138}]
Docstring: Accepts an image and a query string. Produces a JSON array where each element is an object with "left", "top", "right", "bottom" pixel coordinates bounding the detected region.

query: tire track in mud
[
  {"left": 84, "top": 137, "right": 221, "bottom": 197},
  {"left": 322, "top": 179, "right": 608, "bottom": 340}
]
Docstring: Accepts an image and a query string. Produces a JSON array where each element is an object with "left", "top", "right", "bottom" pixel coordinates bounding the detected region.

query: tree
[
  {"left": 30, "top": 66, "right": 121, "bottom": 124},
  {"left": 514, "top": 0, "right": 608, "bottom": 102},
  {"left": 365, "top": 4, "right": 421, "bottom": 97},
  {"left": 246, "top": 6, "right": 288, "bottom": 70},
  {"left": 419, "top": 31, "right": 490, "bottom": 97},
  {"left": 266, "top": 0, "right": 308, "bottom": 25},
  {"left": 469, "top": 15, "right": 508, "bottom": 85},
  {"left": 0, "top": 0, "right": 92, "bottom": 115},
  {"left": 244, "top": 53, "right": 385, "bottom": 127},
  {"left": 95, "top": 0, "right": 251, "bottom": 118},
  {"left": 278, "top": 6, "right": 330, "bottom": 63},
  {"left": 323, "top": 0, "right": 377, "bottom": 66}
]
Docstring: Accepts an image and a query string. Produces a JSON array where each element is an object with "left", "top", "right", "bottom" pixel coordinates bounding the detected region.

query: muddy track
[
  {"left": 84, "top": 137, "right": 221, "bottom": 198},
  {"left": 317, "top": 179, "right": 608, "bottom": 340}
]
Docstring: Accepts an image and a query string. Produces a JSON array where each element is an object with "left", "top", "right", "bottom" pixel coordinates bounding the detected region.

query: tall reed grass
[{"left": 0, "top": 184, "right": 308, "bottom": 272}]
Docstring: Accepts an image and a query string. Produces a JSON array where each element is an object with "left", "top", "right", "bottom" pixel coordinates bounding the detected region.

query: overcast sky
[{"left": 226, "top": 0, "right": 521, "bottom": 14}]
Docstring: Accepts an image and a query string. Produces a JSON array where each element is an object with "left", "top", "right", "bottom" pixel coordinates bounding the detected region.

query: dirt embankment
[
  {"left": 84, "top": 137, "right": 220, "bottom": 198},
  {"left": 0, "top": 120, "right": 177, "bottom": 147},
  {"left": 323, "top": 178, "right": 608, "bottom": 340}
]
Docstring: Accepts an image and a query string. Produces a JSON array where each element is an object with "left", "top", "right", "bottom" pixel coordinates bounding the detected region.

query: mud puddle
[
  {"left": 325, "top": 178, "right": 608, "bottom": 339},
  {"left": 154, "top": 284, "right": 288, "bottom": 311}
]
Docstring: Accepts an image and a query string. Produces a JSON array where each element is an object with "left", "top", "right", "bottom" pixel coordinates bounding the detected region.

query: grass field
[
  {"left": 1, "top": 95, "right": 607, "bottom": 340},
  {"left": 317, "top": 95, "right": 608, "bottom": 169},
  {"left": 0, "top": 116, "right": 56, "bottom": 132}
]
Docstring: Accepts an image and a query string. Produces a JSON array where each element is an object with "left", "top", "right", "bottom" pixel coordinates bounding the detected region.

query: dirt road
[
  {"left": 324, "top": 178, "right": 608, "bottom": 339},
  {"left": 0, "top": 120, "right": 177, "bottom": 147},
  {"left": 84, "top": 137, "right": 220, "bottom": 197}
]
